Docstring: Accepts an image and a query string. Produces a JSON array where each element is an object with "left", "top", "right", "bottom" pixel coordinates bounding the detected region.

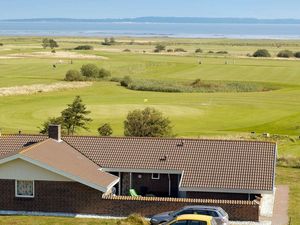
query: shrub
[
  {"left": 81, "top": 64, "right": 99, "bottom": 78},
  {"left": 123, "top": 49, "right": 131, "bottom": 52},
  {"left": 195, "top": 48, "right": 203, "bottom": 53},
  {"left": 294, "top": 52, "right": 300, "bottom": 58},
  {"left": 98, "top": 123, "right": 113, "bottom": 136},
  {"left": 277, "top": 50, "right": 294, "bottom": 58},
  {"left": 98, "top": 68, "right": 111, "bottom": 79},
  {"left": 216, "top": 51, "right": 228, "bottom": 54},
  {"left": 154, "top": 44, "right": 166, "bottom": 52},
  {"left": 253, "top": 49, "right": 271, "bottom": 57},
  {"left": 120, "top": 76, "right": 132, "bottom": 87},
  {"left": 74, "top": 45, "right": 93, "bottom": 50},
  {"left": 117, "top": 214, "right": 150, "bottom": 225},
  {"left": 174, "top": 48, "right": 187, "bottom": 52},
  {"left": 64, "top": 70, "right": 83, "bottom": 81}
]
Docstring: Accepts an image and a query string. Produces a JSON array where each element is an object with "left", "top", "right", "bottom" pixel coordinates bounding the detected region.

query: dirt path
[{"left": 272, "top": 185, "right": 289, "bottom": 225}]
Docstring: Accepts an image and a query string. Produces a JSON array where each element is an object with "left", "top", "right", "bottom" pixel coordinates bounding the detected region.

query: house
[{"left": 0, "top": 125, "right": 276, "bottom": 220}]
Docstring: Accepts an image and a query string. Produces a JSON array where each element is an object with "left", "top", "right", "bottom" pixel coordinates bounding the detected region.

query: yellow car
[{"left": 166, "top": 214, "right": 217, "bottom": 225}]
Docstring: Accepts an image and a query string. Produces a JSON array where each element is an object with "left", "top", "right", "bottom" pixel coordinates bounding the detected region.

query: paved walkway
[{"left": 271, "top": 185, "right": 289, "bottom": 225}]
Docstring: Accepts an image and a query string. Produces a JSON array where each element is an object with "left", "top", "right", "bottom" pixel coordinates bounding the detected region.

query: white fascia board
[{"left": 102, "top": 167, "right": 182, "bottom": 174}]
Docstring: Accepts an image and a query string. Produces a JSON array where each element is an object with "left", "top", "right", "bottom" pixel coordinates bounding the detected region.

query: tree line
[{"left": 40, "top": 96, "right": 173, "bottom": 137}]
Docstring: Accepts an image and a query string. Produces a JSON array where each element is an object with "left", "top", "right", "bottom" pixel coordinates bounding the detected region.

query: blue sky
[{"left": 0, "top": 0, "right": 299, "bottom": 19}]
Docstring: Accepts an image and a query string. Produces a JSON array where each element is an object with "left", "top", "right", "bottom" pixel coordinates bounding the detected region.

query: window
[
  {"left": 151, "top": 173, "right": 160, "bottom": 180},
  {"left": 189, "top": 221, "right": 207, "bottom": 225},
  {"left": 176, "top": 209, "right": 194, "bottom": 216},
  {"left": 15, "top": 180, "right": 34, "bottom": 198}
]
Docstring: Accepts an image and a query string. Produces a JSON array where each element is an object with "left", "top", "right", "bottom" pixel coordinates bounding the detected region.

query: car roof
[
  {"left": 176, "top": 214, "right": 213, "bottom": 221},
  {"left": 182, "top": 205, "right": 221, "bottom": 211}
]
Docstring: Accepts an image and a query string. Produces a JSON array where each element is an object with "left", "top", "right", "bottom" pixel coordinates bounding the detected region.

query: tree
[
  {"left": 61, "top": 96, "right": 92, "bottom": 135},
  {"left": 39, "top": 117, "right": 63, "bottom": 134},
  {"left": 154, "top": 44, "right": 166, "bottom": 52},
  {"left": 294, "top": 52, "right": 300, "bottom": 58},
  {"left": 253, "top": 49, "right": 271, "bottom": 57},
  {"left": 42, "top": 38, "right": 49, "bottom": 49},
  {"left": 81, "top": 64, "right": 99, "bottom": 78},
  {"left": 277, "top": 50, "right": 294, "bottom": 58},
  {"left": 65, "top": 69, "right": 83, "bottom": 81},
  {"left": 49, "top": 39, "right": 59, "bottom": 49},
  {"left": 98, "top": 123, "right": 113, "bottom": 136},
  {"left": 124, "top": 107, "right": 173, "bottom": 137},
  {"left": 42, "top": 38, "right": 58, "bottom": 49}
]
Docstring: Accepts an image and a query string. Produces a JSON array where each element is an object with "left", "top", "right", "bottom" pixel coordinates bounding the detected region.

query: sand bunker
[
  {"left": 0, "top": 82, "right": 92, "bottom": 97},
  {"left": 9, "top": 51, "right": 108, "bottom": 60}
]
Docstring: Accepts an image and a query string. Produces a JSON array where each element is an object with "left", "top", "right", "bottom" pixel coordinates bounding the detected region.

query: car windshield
[{"left": 218, "top": 209, "right": 228, "bottom": 217}]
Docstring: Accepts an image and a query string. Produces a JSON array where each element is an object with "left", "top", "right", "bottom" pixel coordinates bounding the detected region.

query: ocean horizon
[{"left": 1, "top": 21, "right": 300, "bottom": 39}]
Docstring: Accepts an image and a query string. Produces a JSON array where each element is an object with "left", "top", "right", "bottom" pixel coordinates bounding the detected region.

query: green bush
[
  {"left": 253, "top": 49, "right": 271, "bottom": 57},
  {"left": 117, "top": 214, "right": 150, "bottom": 225},
  {"left": 64, "top": 70, "right": 83, "bottom": 81},
  {"left": 294, "top": 52, "right": 300, "bottom": 58},
  {"left": 124, "top": 78, "right": 279, "bottom": 93},
  {"left": 81, "top": 64, "right": 99, "bottom": 78},
  {"left": 74, "top": 45, "right": 93, "bottom": 50},
  {"left": 195, "top": 48, "right": 203, "bottom": 53},
  {"left": 98, "top": 123, "right": 113, "bottom": 136},
  {"left": 277, "top": 50, "right": 294, "bottom": 58},
  {"left": 174, "top": 48, "right": 187, "bottom": 52},
  {"left": 120, "top": 76, "right": 133, "bottom": 87},
  {"left": 98, "top": 68, "right": 111, "bottom": 79},
  {"left": 216, "top": 51, "right": 228, "bottom": 54}
]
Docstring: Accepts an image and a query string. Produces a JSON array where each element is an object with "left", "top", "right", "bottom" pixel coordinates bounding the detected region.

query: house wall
[
  {"left": 0, "top": 159, "right": 71, "bottom": 181},
  {"left": 0, "top": 179, "right": 259, "bottom": 221}
]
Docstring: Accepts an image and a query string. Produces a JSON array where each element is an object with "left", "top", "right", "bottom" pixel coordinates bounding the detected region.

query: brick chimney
[{"left": 48, "top": 124, "right": 61, "bottom": 142}]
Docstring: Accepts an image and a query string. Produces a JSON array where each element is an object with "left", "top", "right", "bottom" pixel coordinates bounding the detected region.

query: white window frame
[
  {"left": 15, "top": 180, "right": 35, "bottom": 198},
  {"left": 151, "top": 173, "right": 160, "bottom": 180}
]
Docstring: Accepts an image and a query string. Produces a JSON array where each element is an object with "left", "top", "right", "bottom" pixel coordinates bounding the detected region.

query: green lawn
[
  {"left": 0, "top": 215, "right": 119, "bottom": 225},
  {"left": 1, "top": 37, "right": 300, "bottom": 159}
]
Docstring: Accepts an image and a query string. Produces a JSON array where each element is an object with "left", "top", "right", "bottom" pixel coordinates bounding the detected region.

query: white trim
[
  {"left": 102, "top": 167, "right": 182, "bottom": 175},
  {"left": 179, "top": 186, "right": 273, "bottom": 194},
  {"left": 151, "top": 173, "right": 160, "bottom": 180},
  {"left": 15, "top": 180, "right": 35, "bottom": 198}
]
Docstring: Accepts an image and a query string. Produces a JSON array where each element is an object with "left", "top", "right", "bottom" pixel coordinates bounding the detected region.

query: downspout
[{"left": 168, "top": 174, "right": 171, "bottom": 196}]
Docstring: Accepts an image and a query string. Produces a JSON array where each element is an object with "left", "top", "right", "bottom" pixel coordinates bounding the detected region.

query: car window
[
  {"left": 176, "top": 210, "right": 194, "bottom": 216},
  {"left": 194, "top": 210, "right": 206, "bottom": 215},
  {"left": 189, "top": 220, "right": 207, "bottom": 225},
  {"left": 173, "top": 220, "right": 188, "bottom": 225},
  {"left": 207, "top": 211, "right": 219, "bottom": 217}
]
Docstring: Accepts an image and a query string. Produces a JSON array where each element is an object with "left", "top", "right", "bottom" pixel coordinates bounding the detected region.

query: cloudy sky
[{"left": 1, "top": 0, "right": 299, "bottom": 19}]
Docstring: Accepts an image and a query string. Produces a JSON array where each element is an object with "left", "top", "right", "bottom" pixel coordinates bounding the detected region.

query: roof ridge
[{"left": 2, "top": 133, "right": 276, "bottom": 144}]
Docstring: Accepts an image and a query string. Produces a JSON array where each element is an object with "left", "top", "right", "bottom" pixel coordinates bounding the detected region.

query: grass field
[
  {"left": 1, "top": 37, "right": 300, "bottom": 157},
  {"left": 0, "top": 36, "right": 300, "bottom": 223}
]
